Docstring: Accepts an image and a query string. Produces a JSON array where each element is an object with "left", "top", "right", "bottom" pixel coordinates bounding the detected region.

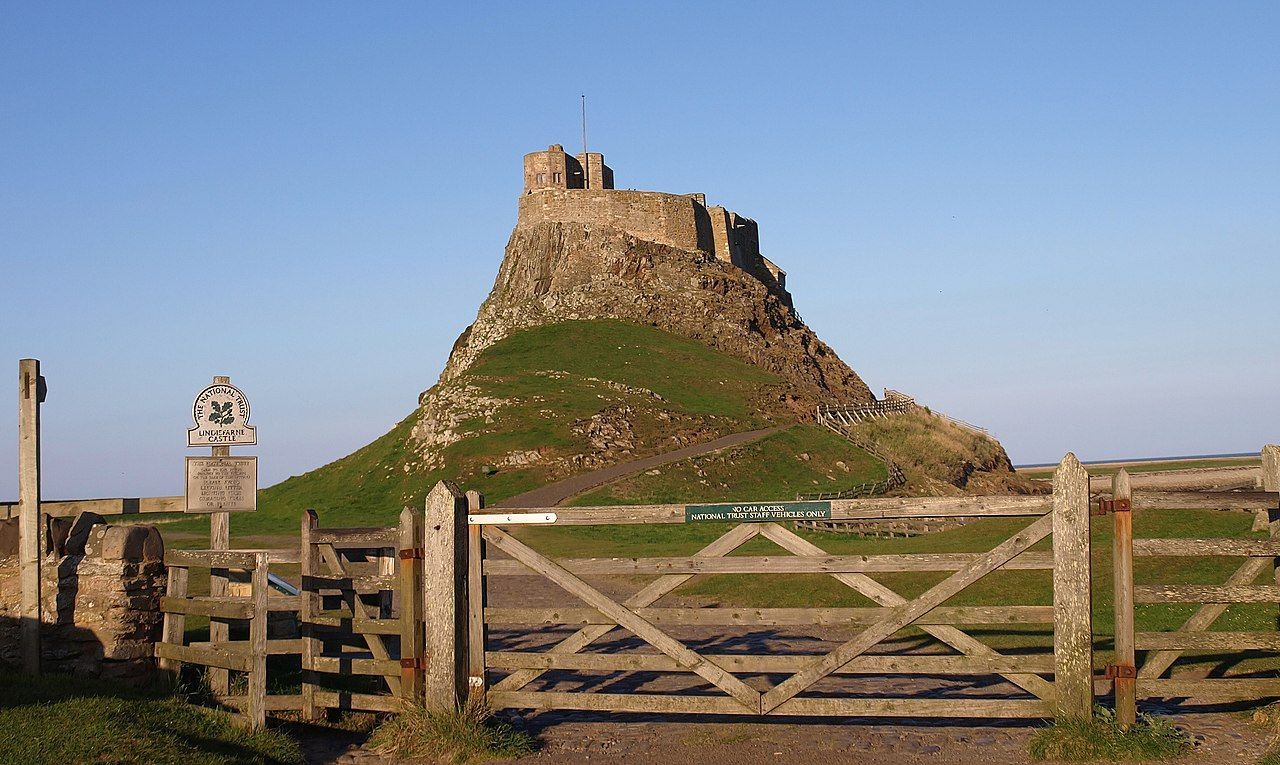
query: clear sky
[{"left": 2, "top": 2, "right": 1277, "bottom": 499}]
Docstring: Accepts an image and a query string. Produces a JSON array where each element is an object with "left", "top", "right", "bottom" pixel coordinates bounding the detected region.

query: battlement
[{"left": 517, "top": 144, "right": 789, "bottom": 304}]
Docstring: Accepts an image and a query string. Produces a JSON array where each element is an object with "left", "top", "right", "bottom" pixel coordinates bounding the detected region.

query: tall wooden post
[
  {"left": 247, "top": 551, "right": 269, "bottom": 729},
  {"left": 1263, "top": 445, "right": 1280, "bottom": 629},
  {"left": 18, "top": 358, "right": 43, "bottom": 675},
  {"left": 465, "top": 490, "right": 487, "bottom": 695},
  {"left": 1053, "top": 452, "right": 1093, "bottom": 719},
  {"left": 208, "top": 374, "right": 232, "bottom": 695},
  {"left": 300, "top": 510, "right": 321, "bottom": 719},
  {"left": 398, "top": 506, "right": 425, "bottom": 704},
  {"left": 424, "top": 480, "right": 468, "bottom": 712},
  {"left": 1111, "top": 469, "right": 1137, "bottom": 728}
]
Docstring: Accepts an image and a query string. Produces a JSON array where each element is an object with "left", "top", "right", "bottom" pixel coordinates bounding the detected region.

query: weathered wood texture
[
  {"left": 1111, "top": 470, "right": 1136, "bottom": 728},
  {"left": 300, "top": 510, "right": 321, "bottom": 719},
  {"left": 486, "top": 651, "right": 1057, "bottom": 674},
  {"left": 424, "top": 481, "right": 469, "bottom": 711},
  {"left": 157, "top": 565, "right": 189, "bottom": 677},
  {"left": 466, "top": 491, "right": 487, "bottom": 694},
  {"left": 484, "top": 605, "right": 1055, "bottom": 627},
  {"left": 0, "top": 495, "right": 185, "bottom": 519},
  {"left": 18, "top": 358, "right": 42, "bottom": 674},
  {"left": 247, "top": 552, "right": 269, "bottom": 728},
  {"left": 399, "top": 507, "right": 424, "bottom": 703},
  {"left": 208, "top": 375, "right": 232, "bottom": 698},
  {"left": 1052, "top": 453, "right": 1093, "bottom": 720},
  {"left": 484, "top": 551, "right": 1054, "bottom": 576}
]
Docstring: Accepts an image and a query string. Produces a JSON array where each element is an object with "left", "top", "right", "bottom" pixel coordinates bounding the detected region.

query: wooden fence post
[
  {"left": 1111, "top": 469, "right": 1137, "bottom": 728},
  {"left": 300, "top": 510, "right": 321, "bottom": 719},
  {"left": 1264, "top": 445, "right": 1280, "bottom": 629},
  {"left": 398, "top": 506, "right": 425, "bottom": 704},
  {"left": 208, "top": 374, "right": 232, "bottom": 697},
  {"left": 424, "top": 481, "right": 468, "bottom": 712},
  {"left": 247, "top": 552, "right": 269, "bottom": 728},
  {"left": 1053, "top": 452, "right": 1093, "bottom": 719},
  {"left": 18, "top": 358, "right": 43, "bottom": 675},
  {"left": 158, "top": 564, "right": 189, "bottom": 680},
  {"left": 466, "top": 490, "right": 487, "bottom": 696}
]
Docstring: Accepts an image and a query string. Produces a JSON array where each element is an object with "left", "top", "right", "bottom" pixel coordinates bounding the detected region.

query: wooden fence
[
  {"left": 458, "top": 456, "right": 1094, "bottom": 720},
  {"left": 155, "top": 509, "right": 425, "bottom": 726},
  {"left": 1110, "top": 445, "right": 1280, "bottom": 726}
]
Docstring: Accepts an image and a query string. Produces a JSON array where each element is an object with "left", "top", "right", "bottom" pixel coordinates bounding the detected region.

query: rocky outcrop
[{"left": 435, "top": 221, "right": 873, "bottom": 407}]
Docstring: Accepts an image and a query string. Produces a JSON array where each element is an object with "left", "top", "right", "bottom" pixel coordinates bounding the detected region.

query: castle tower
[{"left": 522, "top": 144, "right": 614, "bottom": 193}]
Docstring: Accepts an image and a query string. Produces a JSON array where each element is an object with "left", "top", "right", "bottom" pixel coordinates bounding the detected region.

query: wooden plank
[
  {"left": 160, "top": 596, "right": 253, "bottom": 620},
  {"left": 309, "top": 656, "right": 402, "bottom": 676},
  {"left": 154, "top": 642, "right": 252, "bottom": 673},
  {"left": 1053, "top": 453, "right": 1094, "bottom": 720},
  {"left": 158, "top": 565, "right": 189, "bottom": 678},
  {"left": 486, "top": 651, "right": 1057, "bottom": 674},
  {"left": 488, "top": 691, "right": 1051, "bottom": 718},
  {"left": 424, "top": 481, "right": 467, "bottom": 711},
  {"left": 311, "top": 527, "right": 397, "bottom": 547},
  {"left": 166, "top": 549, "right": 266, "bottom": 569},
  {"left": 1133, "top": 585, "right": 1280, "bottom": 604},
  {"left": 247, "top": 552, "right": 269, "bottom": 728},
  {"left": 1138, "top": 678, "right": 1280, "bottom": 701},
  {"left": 757, "top": 522, "right": 1057, "bottom": 703},
  {"left": 484, "top": 605, "right": 1056, "bottom": 627},
  {"left": 491, "top": 495, "right": 1052, "bottom": 526},
  {"left": 1112, "top": 470, "right": 1136, "bottom": 728},
  {"left": 398, "top": 506, "right": 424, "bottom": 703},
  {"left": 1134, "top": 539, "right": 1280, "bottom": 557},
  {"left": 484, "top": 526, "right": 762, "bottom": 713},
  {"left": 0, "top": 495, "right": 187, "bottom": 518},
  {"left": 770, "top": 697, "right": 1053, "bottom": 718},
  {"left": 466, "top": 491, "right": 487, "bottom": 695},
  {"left": 1132, "top": 491, "right": 1278, "bottom": 511},
  {"left": 216, "top": 693, "right": 305, "bottom": 712},
  {"left": 312, "top": 691, "right": 403, "bottom": 713},
  {"left": 490, "top": 522, "right": 763, "bottom": 694},
  {"left": 1136, "top": 631, "right": 1280, "bottom": 651},
  {"left": 18, "top": 358, "right": 41, "bottom": 675},
  {"left": 758, "top": 511, "right": 1056, "bottom": 714},
  {"left": 266, "top": 639, "right": 304, "bottom": 654},
  {"left": 301, "top": 574, "right": 396, "bottom": 593},
  {"left": 208, "top": 376, "right": 232, "bottom": 701},
  {"left": 1139, "top": 556, "right": 1272, "bottom": 679},
  {"left": 482, "top": 551, "right": 1055, "bottom": 576}
]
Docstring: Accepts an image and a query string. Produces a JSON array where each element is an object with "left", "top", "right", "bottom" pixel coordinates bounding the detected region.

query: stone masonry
[{"left": 0, "top": 516, "right": 166, "bottom": 684}]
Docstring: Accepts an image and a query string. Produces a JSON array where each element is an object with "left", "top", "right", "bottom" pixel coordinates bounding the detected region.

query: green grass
[
  {"left": 367, "top": 693, "right": 535, "bottom": 763},
  {"left": 0, "top": 670, "right": 302, "bottom": 765},
  {"left": 570, "top": 424, "right": 887, "bottom": 505},
  {"left": 1029, "top": 706, "right": 1191, "bottom": 761},
  {"left": 164, "top": 319, "right": 794, "bottom": 536}
]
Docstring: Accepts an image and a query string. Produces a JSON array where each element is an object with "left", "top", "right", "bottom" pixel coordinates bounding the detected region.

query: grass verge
[
  {"left": 0, "top": 670, "right": 302, "bottom": 765},
  {"left": 367, "top": 693, "right": 535, "bottom": 763},
  {"left": 1029, "top": 707, "right": 1191, "bottom": 761}
]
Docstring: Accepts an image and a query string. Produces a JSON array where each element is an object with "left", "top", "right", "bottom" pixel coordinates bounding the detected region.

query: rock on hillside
[{"left": 435, "top": 221, "right": 873, "bottom": 409}]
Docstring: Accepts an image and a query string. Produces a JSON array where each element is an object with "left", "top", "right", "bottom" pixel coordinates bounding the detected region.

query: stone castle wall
[
  {"left": 0, "top": 519, "right": 165, "bottom": 684},
  {"left": 517, "top": 188, "right": 714, "bottom": 254}
]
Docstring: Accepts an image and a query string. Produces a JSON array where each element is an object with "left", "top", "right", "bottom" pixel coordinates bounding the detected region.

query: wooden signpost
[
  {"left": 18, "top": 359, "right": 46, "bottom": 674},
  {"left": 186, "top": 375, "right": 257, "bottom": 696}
]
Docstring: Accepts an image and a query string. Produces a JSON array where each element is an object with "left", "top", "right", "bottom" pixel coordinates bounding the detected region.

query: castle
[{"left": 519, "top": 144, "right": 792, "bottom": 307}]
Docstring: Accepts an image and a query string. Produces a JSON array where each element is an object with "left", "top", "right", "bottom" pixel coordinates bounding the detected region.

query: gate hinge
[
  {"left": 398, "top": 547, "right": 424, "bottom": 560},
  {"left": 1104, "top": 663, "right": 1137, "bottom": 679},
  {"left": 1093, "top": 498, "right": 1131, "bottom": 516},
  {"left": 400, "top": 657, "right": 427, "bottom": 669}
]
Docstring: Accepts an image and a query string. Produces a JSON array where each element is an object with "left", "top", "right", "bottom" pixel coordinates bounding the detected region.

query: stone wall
[
  {"left": 518, "top": 188, "right": 713, "bottom": 255},
  {"left": 0, "top": 518, "right": 165, "bottom": 684}
]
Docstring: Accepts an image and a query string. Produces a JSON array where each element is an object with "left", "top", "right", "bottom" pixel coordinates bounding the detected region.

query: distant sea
[{"left": 1014, "top": 452, "right": 1257, "bottom": 470}]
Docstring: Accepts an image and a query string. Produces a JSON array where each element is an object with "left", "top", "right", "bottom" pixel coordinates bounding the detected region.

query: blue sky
[{"left": 2, "top": 2, "right": 1277, "bottom": 499}]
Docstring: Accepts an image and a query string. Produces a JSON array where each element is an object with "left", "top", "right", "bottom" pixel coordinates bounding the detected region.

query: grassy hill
[{"left": 171, "top": 320, "right": 888, "bottom": 536}]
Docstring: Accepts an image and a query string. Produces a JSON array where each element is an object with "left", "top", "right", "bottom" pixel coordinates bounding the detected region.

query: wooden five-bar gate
[{"left": 155, "top": 447, "right": 1280, "bottom": 728}]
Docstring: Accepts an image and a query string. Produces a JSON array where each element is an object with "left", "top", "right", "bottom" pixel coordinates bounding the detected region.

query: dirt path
[{"left": 495, "top": 426, "right": 784, "bottom": 508}]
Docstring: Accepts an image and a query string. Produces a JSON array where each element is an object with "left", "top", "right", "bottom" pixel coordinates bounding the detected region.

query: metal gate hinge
[
  {"left": 398, "top": 548, "right": 424, "bottom": 560},
  {"left": 400, "top": 657, "right": 427, "bottom": 669},
  {"left": 1093, "top": 498, "right": 1131, "bottom": 516},
  {"left": 1105, "top": 663, "right": 1137, "bottom": 679}
]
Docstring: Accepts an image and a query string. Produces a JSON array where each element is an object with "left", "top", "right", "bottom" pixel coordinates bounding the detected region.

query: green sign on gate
[{"left": 684, "top": 500, "right": 832, "bottom": 523}]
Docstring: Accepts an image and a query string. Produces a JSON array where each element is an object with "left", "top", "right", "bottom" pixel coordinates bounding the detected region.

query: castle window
[
  {"left": 554, "top": 172, "right": 562, "bottom": 183},
  {"left": 537, "top": 173, "right": 545, "bottom": 184}
]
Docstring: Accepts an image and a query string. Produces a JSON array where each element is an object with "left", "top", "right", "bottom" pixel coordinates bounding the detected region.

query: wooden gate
[
  {"left": 1111, "top": 446, "right": 1280, "bottom": 725},
  {"left": 454, "top": 456, "right": 1094, "bottom": 720}
]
